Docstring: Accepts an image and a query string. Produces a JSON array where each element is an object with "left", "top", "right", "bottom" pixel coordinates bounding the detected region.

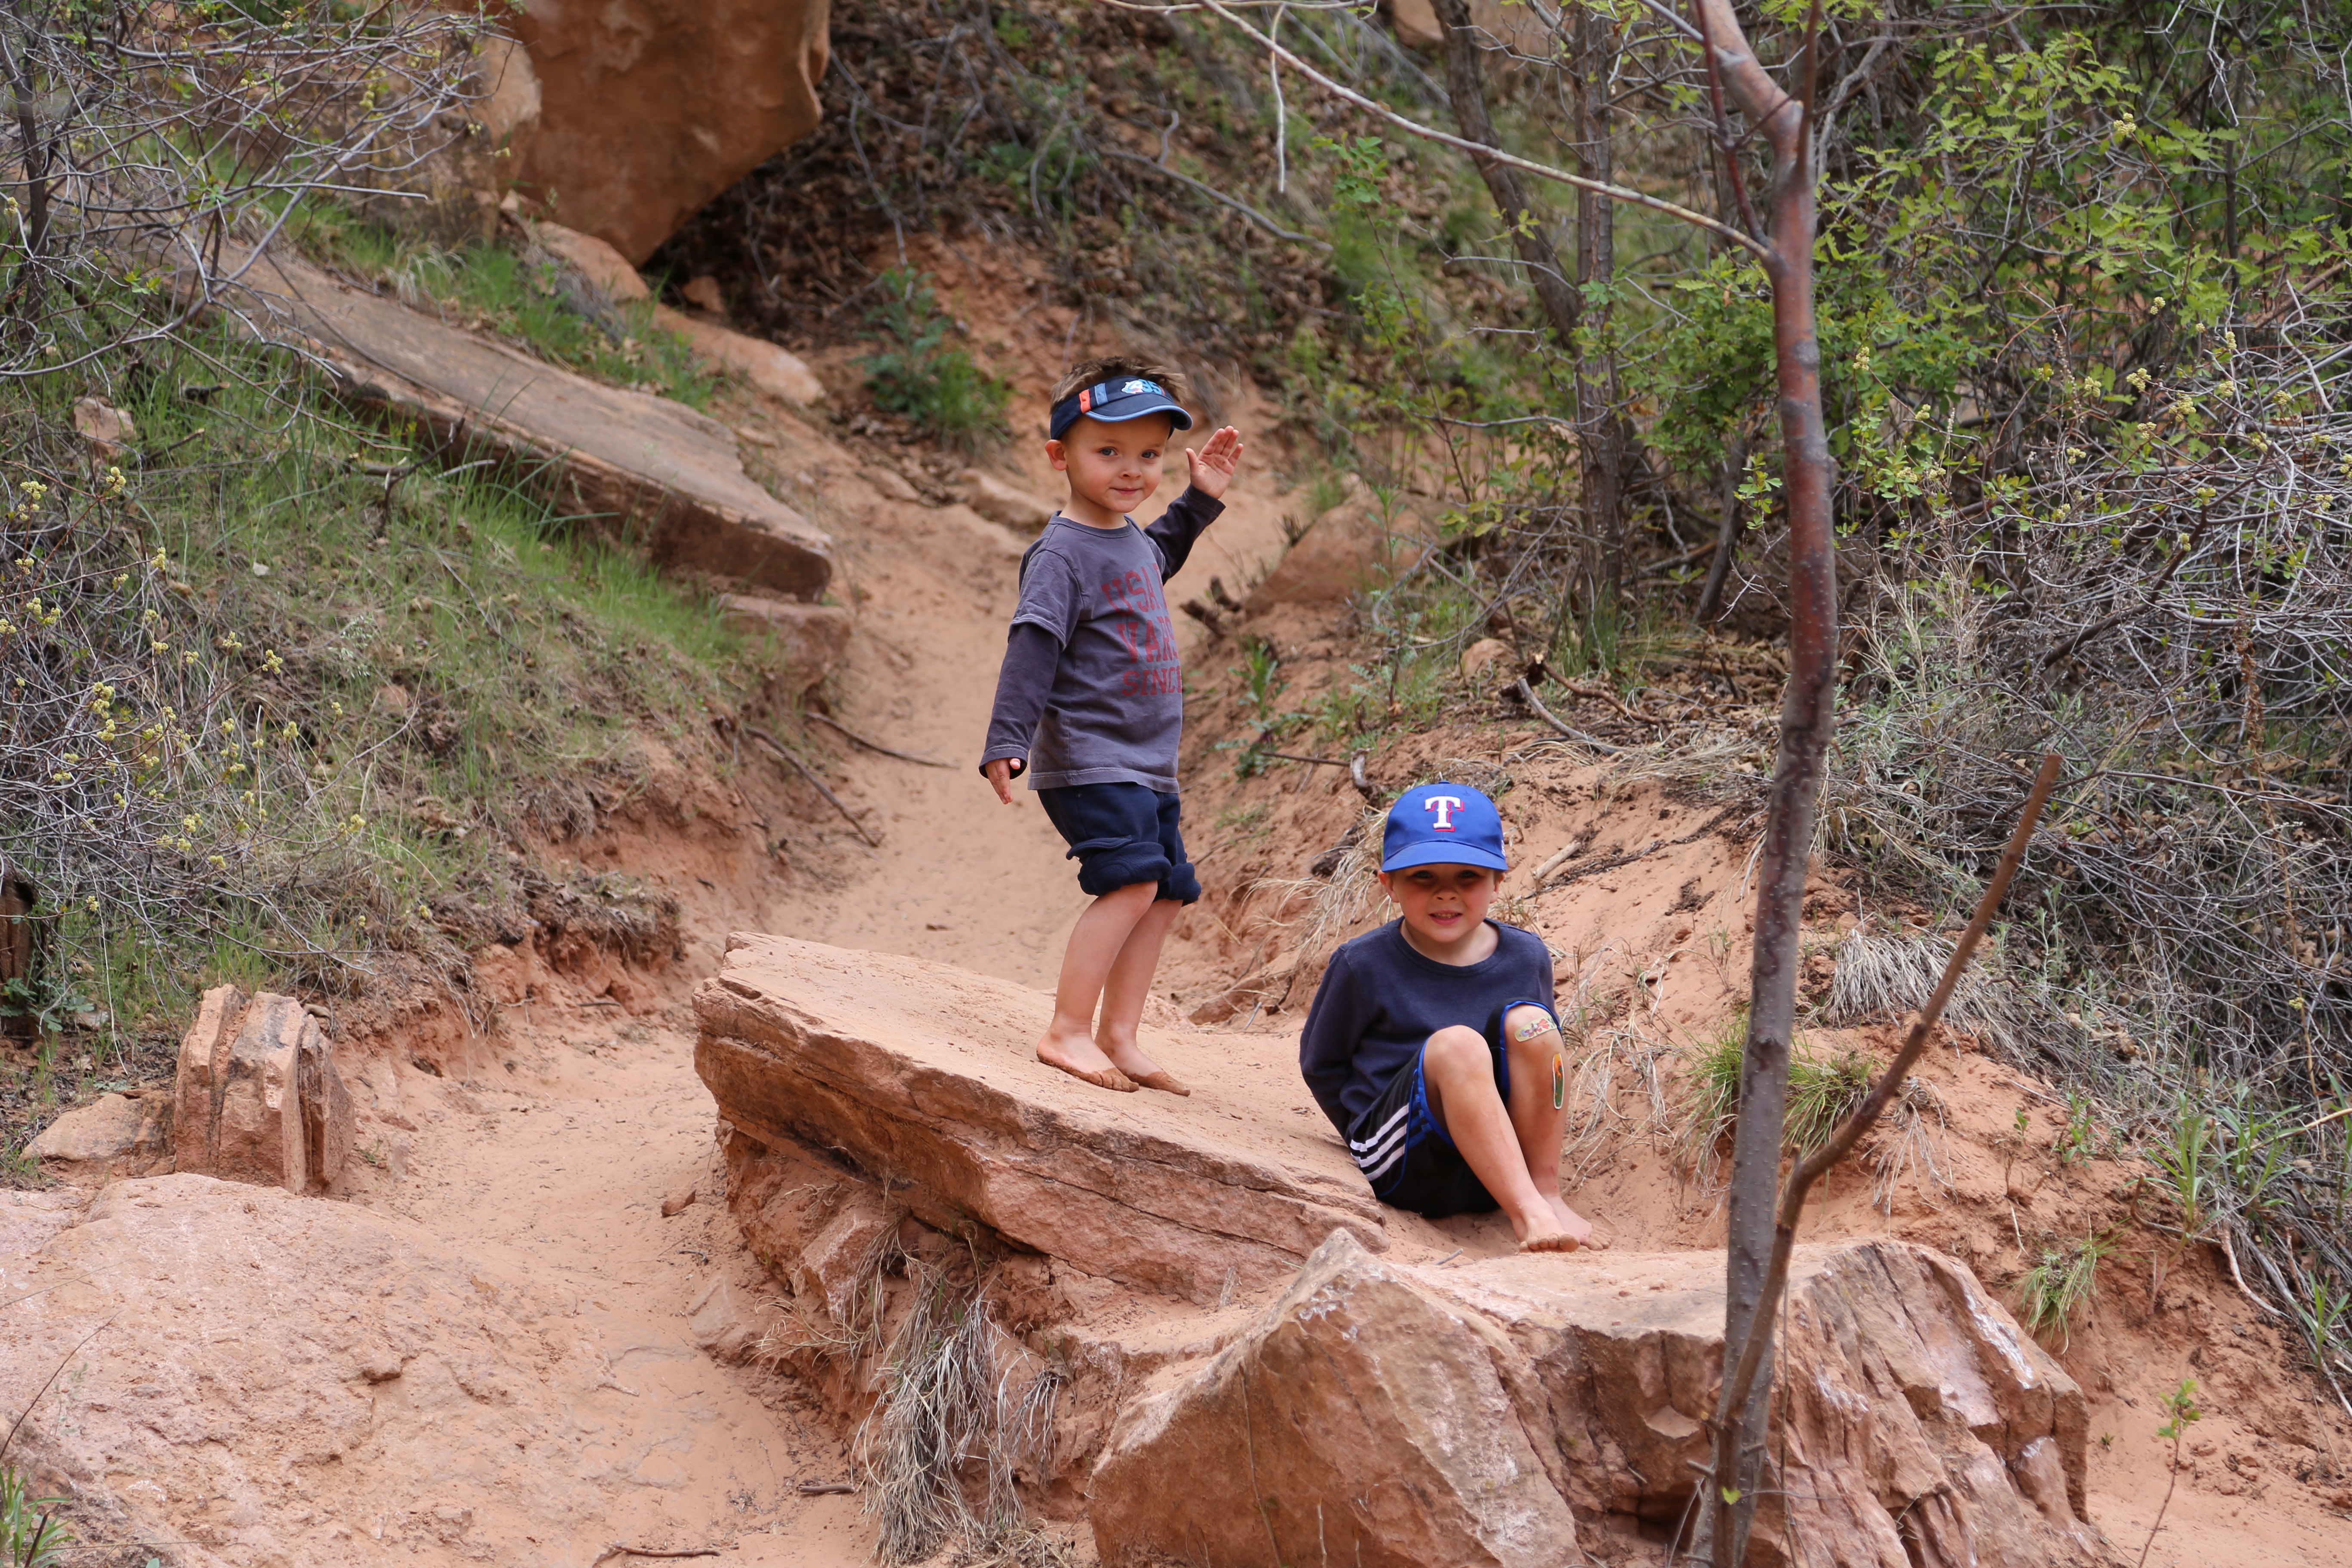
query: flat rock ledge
[
  {"left": 1090, "top": 1231, "right": 2096, "bottom": 1568},
  {"left": 216, "top": 248, "right": 835, "bottom": 600},
  {"left": 693, "top": 934, "right": 1386, "bottom": 1305}
]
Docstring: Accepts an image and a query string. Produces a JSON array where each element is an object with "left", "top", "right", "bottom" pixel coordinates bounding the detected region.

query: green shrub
[{"left": 860, "top": 269, "right": 1011, "bottom": 454}]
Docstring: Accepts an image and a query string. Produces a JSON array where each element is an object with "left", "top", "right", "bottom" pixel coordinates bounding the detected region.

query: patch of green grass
[
  {"left": 2018, "top": 1232, "right": 2112, "bottom": 1351},
  {"left": 0, "top": 1460, "right": 69, "bottom": 1565},
  {"left": 1233, "top": 634, "right": 1286, "bottom": 721},
  {"left": 3, "top": 311, "right": 793, "bottom": 1067},
  {"left": 861, "top": 268, "right": 1011, "bottom": 455},
  {"left": 1675, "top": 1014, "right": 1875, "bottom": 1176}
]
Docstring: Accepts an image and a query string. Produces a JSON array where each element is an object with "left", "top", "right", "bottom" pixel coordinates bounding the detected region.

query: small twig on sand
[
  {"left": 805, "top": 710, "right": 952, "bottom": 769},
  {"left": 1349, "top": 754, "right": 1375, "bottom": 800},
  {"left": 1513, "top": 677, "right": 1625, "bottom": 755},
  {"left": 795, "top": 1480, "right": 858, "bottom": 1495},
  {"left": 746, "top": 724, "right": 882, "bottom": 848},
  {"left": 1529, "top": 839, "right": 1588, "bottom": 883},
  {"left": 592, "top": 1547, "right": 720, "bottom": 1565}
]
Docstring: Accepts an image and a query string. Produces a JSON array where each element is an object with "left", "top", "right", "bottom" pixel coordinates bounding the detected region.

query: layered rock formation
[
  {"left": 1090, "top": 1232, "right": 2096, "bottom": 1568},
  {"left": 174, "top": 986, "right": 355, "bottom": 1194},
  {"left": 698, "top": 937, "right": 2099, "bottom": 1563},
  {"left": 221, "top": 246, "right": 834, "bottom": 599},
  {"left": 511, "top": 0, "right": 833, "bottom": 264},
  {"left": 695, "top": 934, "right": 1384, "bottom": 1304}
]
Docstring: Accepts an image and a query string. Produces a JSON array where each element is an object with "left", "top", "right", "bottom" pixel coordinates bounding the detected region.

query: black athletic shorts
[
  {"left": 1036, "top": 782, "right": 1201, "bottom": 903},
  {"left": 1342, "top": 998, "right": 1557, "bottom": 1218}
]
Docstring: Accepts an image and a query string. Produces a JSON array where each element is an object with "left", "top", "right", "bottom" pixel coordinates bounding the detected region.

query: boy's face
[
  {"left": 1377, "top": 863, "right": 1501, "bottom": 950},
  {"left": 1047, "top": 413, "right": 1173, "bottom": 523}
]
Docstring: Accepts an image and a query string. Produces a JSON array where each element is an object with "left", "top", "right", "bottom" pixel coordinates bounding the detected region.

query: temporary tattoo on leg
[{"left": 1552, "top": 1052, "right": 1566, "bottom": 1109}]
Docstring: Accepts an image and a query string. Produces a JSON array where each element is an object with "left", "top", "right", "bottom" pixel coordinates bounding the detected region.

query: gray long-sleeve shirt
[{"left": 978, "top": 487, "right": 1222, "bottom": 792}]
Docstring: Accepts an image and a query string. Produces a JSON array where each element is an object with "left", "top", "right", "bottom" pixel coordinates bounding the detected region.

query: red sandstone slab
[{"left": 693, "top": 933, "right": 1385, "bottom": 1302}]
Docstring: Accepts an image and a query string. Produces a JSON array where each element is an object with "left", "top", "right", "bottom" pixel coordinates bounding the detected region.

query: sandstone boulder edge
[
  {"left": 203, "top": 246, "right": 834, "bottom": 600},
  {"left": 693, "top": 933, "right": 1388, "bottom": 1304},
  {"left": 1089, "top": 1231, "right": 2097, "bottom": 1568},
  {"left": 509, "top": 0, "right": 833, "bottom": 265},
  {"left": 173, "top": 985, "right": 355, "bottom": 1194}
]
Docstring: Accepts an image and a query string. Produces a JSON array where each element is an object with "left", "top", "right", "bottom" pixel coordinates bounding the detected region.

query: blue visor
[{"left": 1049, "top": 377, "right": 1195, "bottom": 441}]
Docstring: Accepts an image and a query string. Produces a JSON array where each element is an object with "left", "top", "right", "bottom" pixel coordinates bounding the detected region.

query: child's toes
[{"left": 1519, "top": 1232, "right": 1582, "bottom": 1254}]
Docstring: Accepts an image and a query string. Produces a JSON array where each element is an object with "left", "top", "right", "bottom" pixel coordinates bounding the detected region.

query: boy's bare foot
[
  {"left": 1096, "top": 1036, "right": 1188, "bottom": 1095},
  {"left": 1546, "top": 1195, "right": 1603, "bottom": 1249},
  {"left": 1509, "top": 1198, "right": 1600, "bottom": 1253},
  {"left": 1125, "top": 1070, "right": 1192, "bottom": 1097},
  {"left": 1037, "top": 1030, "right": 1140, "bottom": 1093}
]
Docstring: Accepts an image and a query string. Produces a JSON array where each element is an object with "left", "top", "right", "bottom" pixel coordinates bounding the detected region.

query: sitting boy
[
  {"left": 1299, "top": 783, "right": 1598, "bottom": 1251},
  {"left": 979, "top": 357, "right": 1244, "bottom": 1096}
]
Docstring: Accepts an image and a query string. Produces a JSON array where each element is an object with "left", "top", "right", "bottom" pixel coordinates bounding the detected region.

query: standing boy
[
  {"left": 1299, "top": 783, "right": 1599, "bottom": 1251},
  {"left": 979, "top": 358, "right": 1244, "bottom": 1096}
]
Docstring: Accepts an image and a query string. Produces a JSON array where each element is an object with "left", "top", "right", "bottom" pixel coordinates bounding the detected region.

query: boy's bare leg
[
  {"left": 1036, "top": 882, "right": 1158, "bottom": 1091},
  {"left": 1094, "top": 897, "right": 1186, "bottom": 1093},
  {"left": 1499, "top": 1004, "right": 1598, "bottom": 1248},
  {"left": 1421, "top": 1025, "right": 1575, "bottom": 1249}
]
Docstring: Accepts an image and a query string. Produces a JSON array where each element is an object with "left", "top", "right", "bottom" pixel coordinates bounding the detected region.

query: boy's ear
[{"left": 1044, "top": 438, "right": 1069, "bottom": 472}]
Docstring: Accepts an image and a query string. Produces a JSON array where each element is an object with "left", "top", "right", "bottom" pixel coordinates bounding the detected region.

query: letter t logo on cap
[{"left": 1424, "top": 795, "right": 1466, "bottom": 830}]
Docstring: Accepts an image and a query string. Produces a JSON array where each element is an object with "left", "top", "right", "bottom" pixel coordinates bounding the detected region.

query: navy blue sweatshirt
[{"left": 1298, "top": 919, "right": 1556, "bottom": 1133}]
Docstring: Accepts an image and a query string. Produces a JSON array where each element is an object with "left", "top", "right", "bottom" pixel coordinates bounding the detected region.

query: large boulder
[
  {"left": 1248, "top": 477, "right": 1432, "bottom": 608},
  {"left": 694, "top": 934, "right": 1385, "bottom": 1304},
  {"left": 174, "top": 986, "right": 355, "bottom": 1194},
  {"left": 1090, "top": 1232, "right": 2096, "bottom": 1568},
  {"left": 511, "top": 0, "right": 833, "bottom": 265}
]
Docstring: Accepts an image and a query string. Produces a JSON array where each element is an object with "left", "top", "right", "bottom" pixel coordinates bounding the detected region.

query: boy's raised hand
[{"left": 1183, "top": 426, "right": 1245, "bottom": 500}]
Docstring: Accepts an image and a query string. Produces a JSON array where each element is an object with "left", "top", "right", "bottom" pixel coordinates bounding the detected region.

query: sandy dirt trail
[{"left": 341, "top": 434, "right": 1302, "bottom": 1563}]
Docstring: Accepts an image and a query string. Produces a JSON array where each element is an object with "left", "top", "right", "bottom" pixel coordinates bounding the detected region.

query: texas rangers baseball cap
[
  {"left": 1382, "top": 782, "right": 1510, "bottom": 873},
  {"left": 1049, "top": 376, "right": 1196, "bottom": 441}
]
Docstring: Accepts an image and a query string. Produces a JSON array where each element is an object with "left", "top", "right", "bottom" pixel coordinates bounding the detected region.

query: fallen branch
[
  {"left": 795, "top": 1480, "right": 858, "bottom": 1495},
  {"left": 804, "top": 710, "right": 953, "bottom": 769},
  {"left": 1538, "top": 808, "right": 1739, "bottom": 889},
  {"left": 745, "top": 723, "right": 883, "bottom": 848},
  {"left": 1709, "top": 754, "right": 2061, "bottom": 1456},
  {"left": 1349, "top": 754, "right": 1375, "bottom": 800},
  {"left": 1513, "top": 677, "right": 1624, "bottom": 755},
  {"left": 1529, "top": 839, "right": 1589, "bottom": 883},
  {"left": 591, "top": 1547, "right": 720, "bottom": 1565}
]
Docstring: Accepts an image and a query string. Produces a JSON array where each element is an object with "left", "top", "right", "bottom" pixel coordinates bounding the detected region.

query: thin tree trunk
[
  {"left": 1427, "top": 0, "right": 1579, "bottom": 345},
  {"left": 1, "top": 14, "right": 50, "bottom": 327},
  {"left": 1694, "top": 3, "right": 1836, "bottom": 1563},
  {"left": 1695, "top": 432, "right": 1746, "bottom": 623},
  {"left": 1573, "top": 6, "right": 1624, "bottom": 629}
]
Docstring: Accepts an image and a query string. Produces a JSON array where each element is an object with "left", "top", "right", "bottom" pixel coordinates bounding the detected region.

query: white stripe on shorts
[{"left": 1348, "top": 1102, "right": 1411, "bottom": 1173}]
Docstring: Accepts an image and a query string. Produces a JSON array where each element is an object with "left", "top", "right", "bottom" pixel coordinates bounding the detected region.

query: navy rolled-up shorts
[
  {"left": 1036, "top": 782, "right": 1201, "bottom": 903},
  {"left": 1344, "top": 998, "right": 1558, "bottom": 1217}
]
